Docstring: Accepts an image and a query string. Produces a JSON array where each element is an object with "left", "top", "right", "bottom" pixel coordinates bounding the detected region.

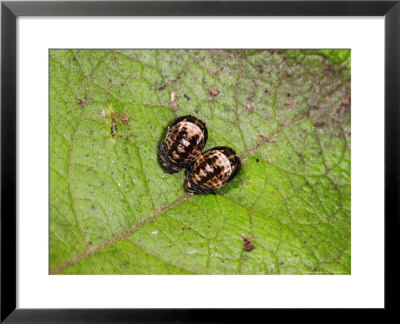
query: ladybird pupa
[
  {"left": 184, "top": 146, "right": 241, "bottom": 194},
  {"left": 158, "top": 115, "right": 208, "bottom": 174}
]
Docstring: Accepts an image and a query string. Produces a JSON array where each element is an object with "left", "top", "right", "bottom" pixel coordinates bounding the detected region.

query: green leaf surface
[{"left": 50, "top": 49, "right": 351, "bottom": 274}]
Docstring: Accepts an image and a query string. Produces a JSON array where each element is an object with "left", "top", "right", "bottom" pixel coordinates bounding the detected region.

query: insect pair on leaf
[{"left": 158, "top": 115, "right": 241, "bottom": 194}]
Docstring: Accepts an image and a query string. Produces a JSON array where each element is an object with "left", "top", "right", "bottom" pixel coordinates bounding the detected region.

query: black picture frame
[{"left": 1, "top": 0, "right": 398, "bottom": 322}]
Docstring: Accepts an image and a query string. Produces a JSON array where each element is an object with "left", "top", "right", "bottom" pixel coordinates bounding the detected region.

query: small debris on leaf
[
  {"left": 259, "top": 133, "right": 275, "bottom": 143},
  {"left": 151, "top": 231, "right": 158, "bottom": 235},
  {"left": 341, "top": 95, "right": 351, "bottom": 106},
  {"left": 170, "top": 91, "right": 178, "bottom": 112},
  {"left": 244, "top": 104, "right": 254, "bottom": 113},
  {"left": 118, "top": 113, "right": 129, "bottom": 125},
  {"left": 208, "top": 89, "right": 220, "bottom": 97},
  {"left": 284, "top": 100, "right": 293, "bottom": 108},
  {"left": 76, "top": 97, "right": 89, "bottom": 108},
  {"left": 170, "top": 91, "right": 177, "bottom": 102},
  {"left": 314, "top": 121, "right": 325, "bottom": 128},
  {"left": 241, "top": 234, "right": 255, "bottom": 252},
  {"left": 110, "top": 111, "right": 118, "bottom": 138}
]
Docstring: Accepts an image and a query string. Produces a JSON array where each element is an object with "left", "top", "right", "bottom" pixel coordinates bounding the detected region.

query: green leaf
[{"left": 50, "top": 49, "right": 351, "bottom": 275}]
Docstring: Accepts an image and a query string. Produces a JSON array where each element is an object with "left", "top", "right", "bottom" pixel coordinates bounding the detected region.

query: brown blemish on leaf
[
  {"left": 110, "top": 111, "right": 118, "bottom": 138},
  {"left": 284, "top": 100, "right": 293, "bottom": 108},
  {"left": 118, "top": 113, "right": 129, "bottom": 125},
  {"left": 170, "top": 91, "right": 178, "bottom": 113},
  {"left": 341, "top": 95, "right": 351, "bottom": 106},
  {"left": 245, "top": 104, "right": 254, "bottom": 113},
  {"left": 157, "top": 79, "right": 168, "bottom": 91},
  {"left": 76, "top": 97, "right": 90, "bottom": 108},
  {"left": 208, "top": 89, "right": 220, "bottom": 96},
  {"left": 259, "top": 133, "right": 275, "bottom": 143},
  {"left": 241, "top": 234, "right": 255, "bottom": 252}
]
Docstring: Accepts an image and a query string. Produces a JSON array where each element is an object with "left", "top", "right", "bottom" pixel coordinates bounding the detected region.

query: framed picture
[{"left": 1, "top": 0, "right": 398, "bottom": 321}]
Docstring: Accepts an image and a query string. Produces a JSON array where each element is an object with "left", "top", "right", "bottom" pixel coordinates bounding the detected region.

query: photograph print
[{"left": 49, "top": 49, "right": 351, "bottom": 275}]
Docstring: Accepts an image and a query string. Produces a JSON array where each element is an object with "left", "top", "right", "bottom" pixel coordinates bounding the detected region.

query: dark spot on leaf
[
  {"left": 341, "top": 95, "right": 351, "bottom": 106},
  {"left": 284, "top": 100, "right": 293, "bottom": 108},
  {"left": 256, "top": 158, "right": 259, "bottom": 162},
  {"left": 76, "top": 97, "right": 89, "bottom": 108},
  {"left": 208, "top": 89, "right": 220, "bottom": 96},
  {"left": 184, "top": 94, "right": 191, "bottom": 100},
  {"left": 314, "top": 121, "right": 325, "bottom": 128},
  {"left": 110, "top": 111, "right": 118, "bottom": 138},
  {"left": 285, "top": 71, "right": 293, "bottom": 78},
  {"left": 119, "top": 113, "right": 129, "bottom": 125},
  {"left": 241, "top": 234, "right": 255, "bottom": 252},
  {"left": 111, "top": 121, "right": 118, "bottom": 138},
  {"left": 245, "top": 104, "right": 254, "bottom": 113}
]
